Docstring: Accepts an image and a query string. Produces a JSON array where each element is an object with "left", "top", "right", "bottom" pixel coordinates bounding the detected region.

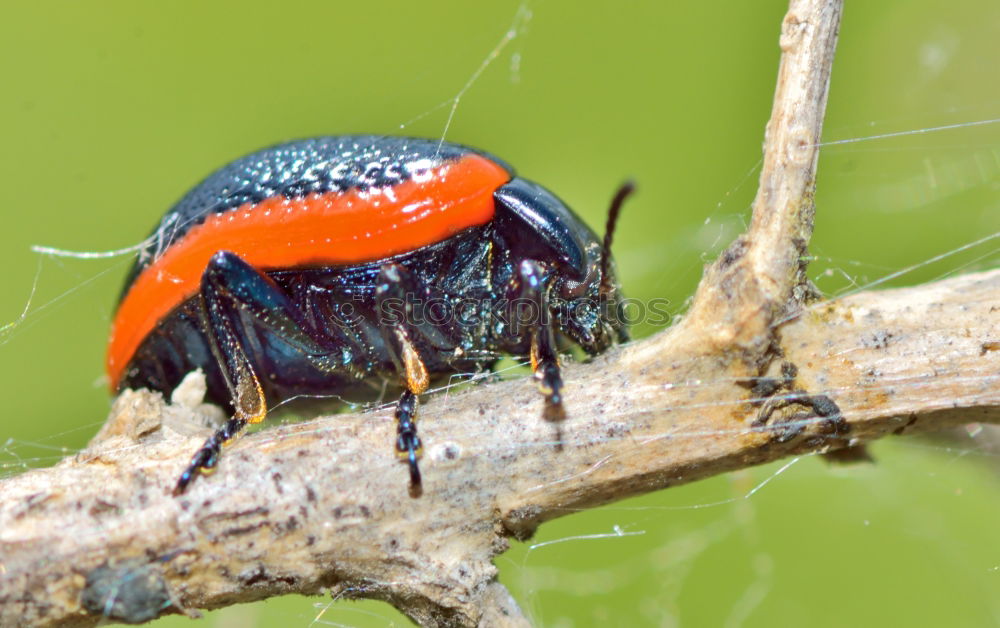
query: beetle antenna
[{"left": 599, "top": 180, "right": 635, "bottom": 297}]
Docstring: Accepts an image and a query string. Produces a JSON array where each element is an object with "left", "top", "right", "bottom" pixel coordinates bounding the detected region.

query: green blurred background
[{"left": 2, "top": 1, "right": 999, "bottom": 626}]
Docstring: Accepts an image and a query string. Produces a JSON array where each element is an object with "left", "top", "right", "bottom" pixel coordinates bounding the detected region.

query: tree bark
[{"left": 5, "top": 1, "right": 997, "bottom": 626}]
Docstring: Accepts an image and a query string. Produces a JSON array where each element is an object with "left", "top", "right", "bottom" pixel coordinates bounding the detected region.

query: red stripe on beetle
[{"left": 107, "top": 154, "right": 509, "bottom": 388}]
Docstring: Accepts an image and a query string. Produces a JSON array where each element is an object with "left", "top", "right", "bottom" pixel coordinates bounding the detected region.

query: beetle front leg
[
  {"left": 174, "top": 251, "right": 336, "bottom": 495},
  {"left": 516, "top": 260, "right": 564, "bottom": 418}
]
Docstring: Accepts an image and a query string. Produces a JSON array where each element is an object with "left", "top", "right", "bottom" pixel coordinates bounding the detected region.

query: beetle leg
[
  {"left": 517, "top": 260, "right": 563, "bottom": 417},
  {"left": 393, "top": 389, "right": 422, "bottom": 488},
  {"left": 375, "top": 263, "right": 430, "bottom": 489},
  {"left": 174, "top": 251, "right": 336, "bottom": 495}
]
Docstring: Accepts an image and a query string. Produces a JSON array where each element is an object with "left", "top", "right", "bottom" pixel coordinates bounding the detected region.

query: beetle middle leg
[
  {"left": 174, "top": 251, "right": 338, "bottom": 495},
  {"left": 375, "top": 263, "right": 433, "bottom": 490}
]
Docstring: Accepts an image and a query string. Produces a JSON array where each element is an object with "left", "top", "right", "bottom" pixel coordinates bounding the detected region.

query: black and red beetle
[{"left": 107, "top": 135, "right": 631, "bottom": 494}]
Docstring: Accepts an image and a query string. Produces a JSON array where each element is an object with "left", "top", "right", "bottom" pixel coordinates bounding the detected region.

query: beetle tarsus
[
  {"left": 173, "top": 471, "right": 193, "bottom": 496},
  {"left": 173, "top": 444, "right": 215, "bottom": 495},
  {"left": 406, "top": 442, "right": 422, "bottom": 487},
  {"left": 539, "top": 362, "right": 563, "bottom": 407},
  {"left": 394, "top": 389, "right": 423, "bottom": 489},
  {"left": 172, "top": 413, "right": 246, "bottom": 495}
]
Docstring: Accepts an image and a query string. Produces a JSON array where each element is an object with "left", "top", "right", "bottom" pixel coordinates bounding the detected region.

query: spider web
[{"left": 2, "top": 1, "right": 1000, "bottom": 626}]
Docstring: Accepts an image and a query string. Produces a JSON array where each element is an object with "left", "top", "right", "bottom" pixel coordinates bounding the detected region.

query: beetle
[{"left": 107, "top": 135, "right": 632, "bottom": 495}]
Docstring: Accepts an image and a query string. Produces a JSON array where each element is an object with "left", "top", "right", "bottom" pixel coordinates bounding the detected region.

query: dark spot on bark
[
  {"left": 307, "top": 535, "right": 317, "bottom": 546},
  {"left": 752, "top": 390, "right": 848, "bottom": 441},
  {"left": 333, "top": 506, "right": 343, "bottom": 519},
  {"left": 605, "top": 422, "right": 629, "bottom": 439},
  {"left": 272, "top": 472, "right": 284, "bottom": 494},
  {"left": 863, "top": 330, "right": 894, "bottom": 349},
  {"left": 82, "top": 561, "right": 172, "bottom": 623},
  {"left": 202, "top": 506, "right": 268, "bottom": 522},
  {"left": 980, "top": 340, "right": 1000, "bottom": 355},
  {"left": 718, "top": 238, "right": 748, "bottom": 269},
  {"left": 772, "top": 412, "right": 808, "bottom": 442},
  {"left": 276, "top": 516, "right": 300, "bottom": 534},
  {"left": 238, "top": 565, "right": 294, "bottom": 587},
  {"left": 823, "top": 445, "right": 874, "bottom": 464},
  {"left": 23, "top": 492, "right": 52, "bottom": 514},
  {"left": 503, "top": 504, "right": 543, "bottom": 541},
  {"left": 306, "top": 487, "right": 317, "bottom": 503},
  {"left": 893, "top": 414, "right": 919, "bottom": 435},
  {"left": 239, "top": 564, "right": 291, "bottom": 587},
  {"left": 443, "top": 444, "right": 460, "bottom": 460},
  {"left": 89, "top": 499, "right": 120, "bottom": 518},
  {"left": 751, "top": 377, "right": 782, "bottom": 400},
  {"left": 809, "top": 394, "right": 841, "bottom": 419},
  {"left": 360, "top": 505, "right": 371, "bottom": 518},
  {"left": 222, "top": 521, "right": 268, "bottom": 537},
  {"left": 389, "top": 538, "right": 399, "bottom": 550}
]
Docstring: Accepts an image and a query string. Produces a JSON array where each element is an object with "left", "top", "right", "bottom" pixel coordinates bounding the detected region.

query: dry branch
[
  {"left": 3, "top": 266, "right": 998, "bottom": 627},
  {"left": 4, "top": 0, "right": 997, "bottom": 626}
]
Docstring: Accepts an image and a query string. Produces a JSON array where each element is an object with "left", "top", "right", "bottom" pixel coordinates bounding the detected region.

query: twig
[
  {"left": 2, "top": 264, "right": 998, "bottom": 626},
  {"left": 6, "top": 1, "right": 997, "bottom": 626}
]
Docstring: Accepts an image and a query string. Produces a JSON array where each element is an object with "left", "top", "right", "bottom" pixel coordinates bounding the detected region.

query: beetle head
[
  {"left": 493, "top": 178, "right": 633, "bottom": 355},
  {"left": 554, "top": 182, "right": 633, "bottom": 354}
]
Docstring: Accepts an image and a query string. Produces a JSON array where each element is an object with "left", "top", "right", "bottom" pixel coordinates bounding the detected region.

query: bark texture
[{"left": 6, "top": 1, "right": 996, "bottom": 626}]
